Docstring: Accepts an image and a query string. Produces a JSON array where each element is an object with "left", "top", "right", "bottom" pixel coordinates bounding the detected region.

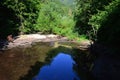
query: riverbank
[
  {"left": 0, "top": 34, "right": 91, "bottom": 50},
  {"left": 0, "top": 34, "right": 67, "bottom": 50},
  {"left": 0, "top": 38, "right": 92, "bottom": 80}
]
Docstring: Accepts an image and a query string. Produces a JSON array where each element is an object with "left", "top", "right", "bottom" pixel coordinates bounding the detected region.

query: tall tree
[
  {"left": 3, "top": 0, "right": 26, "bottom": 34},
  {"left": 89, "top": 0, "right": 120, "bottom": 48},
  {"left": 74, "top": 0, "right": 112, "bottom": 39},
  {"left": 2, "top": 0, "right": 41, "bottom": 34}
]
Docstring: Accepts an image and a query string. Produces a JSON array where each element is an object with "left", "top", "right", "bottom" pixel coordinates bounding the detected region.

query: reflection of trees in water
[
  {"left": 46, "top": 46, "right": 73, "bottom": 61},
  {"left": 19, "top": 46, "right": 73, "bottom": 80},
  {"left": 19, "top": 46, "right": 94, "bottom": 80},
  {"left": 72, "top": 49, "right": 95, "bottom": 80},
  {"left": 19, "top": 61, "right": 44, "bottom": 80}
]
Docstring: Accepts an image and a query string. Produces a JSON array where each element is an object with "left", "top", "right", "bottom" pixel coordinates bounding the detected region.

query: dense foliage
[
  {"left": 74, "top": 0, "right": 113, "bottom": 40},
  {"left": 0, "top": 0, "right": 80, "bottom": 40},
  {"left": 0, "top": 0, "right": 120, "bottom": 44},
  {"left": 0, "top": 0, "right": 40, "bottom": 38},
  {"left": 96, "top": 0, "right": 120, "bottom": 49},
  {"left": 74, "top": 0, "right": 120, "bottom": 48}
]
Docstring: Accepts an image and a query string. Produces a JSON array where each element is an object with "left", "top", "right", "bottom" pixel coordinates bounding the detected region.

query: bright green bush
[{"left": 35, "top": 0, "right": 78, "bottom": 40}]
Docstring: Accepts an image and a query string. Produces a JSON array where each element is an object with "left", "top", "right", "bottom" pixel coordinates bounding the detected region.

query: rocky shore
[
  {"left": 0, "top": 34, "right": 91, "bottom": 50},
  {"left": 0, "top": 34, "right": 68, "bottom": 50}
]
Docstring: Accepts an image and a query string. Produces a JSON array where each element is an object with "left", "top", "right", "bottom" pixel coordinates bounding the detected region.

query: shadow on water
[
  {"left": 19, "top": 61, "right": 45, "bottom": 80},
  {"left": 19, "top": 43, "right": 94, "bottom": 80},
  {"left": 0, "top": 42, "right": 94, "bottom": 80},
  {"left": 90, "top": 4, "right": 120, "bottom": 80}
]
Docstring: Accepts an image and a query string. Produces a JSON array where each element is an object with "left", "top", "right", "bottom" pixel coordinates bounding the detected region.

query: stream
[
  {"left": 0, "top": 42, "right": 93, "bottom": 80},
  {"left": 32, "top": 53, "right": 80, "bottom": 80}
]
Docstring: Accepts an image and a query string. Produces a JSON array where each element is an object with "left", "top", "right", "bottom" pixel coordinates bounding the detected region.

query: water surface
[
  {"left": 0, "top": 42, "right": 92, "bottom": 80},
  {"left": 33, "top": 53, "right": 80, "bottom": 80}
]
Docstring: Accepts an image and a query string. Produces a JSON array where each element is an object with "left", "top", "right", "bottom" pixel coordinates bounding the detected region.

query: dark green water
[{"left": 0, "top": 42, "right": 93, "bottom": 80}]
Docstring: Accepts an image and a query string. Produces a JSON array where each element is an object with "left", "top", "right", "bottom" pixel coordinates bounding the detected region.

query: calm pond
[
  {"left": 33, "top": 53, "right": 80, "bottom": 80},
  {"left": 0, "top": 42, "right": 93, "bottom": 80}
]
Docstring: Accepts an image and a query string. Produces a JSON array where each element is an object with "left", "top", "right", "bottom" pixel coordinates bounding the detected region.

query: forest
[
  {"left": 0, "top": 0, "right": 120, "bottom": 80},
  {"left": 0, "top": 0, "right": 120, "bottom": 49}
]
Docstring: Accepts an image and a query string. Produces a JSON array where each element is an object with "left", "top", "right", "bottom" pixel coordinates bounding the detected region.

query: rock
[
  {"left": 78, "top": 40, "right": 92, "bottom": 50},
  {"left": 2, "top": 34, "right": 68, "bottom": 49}
]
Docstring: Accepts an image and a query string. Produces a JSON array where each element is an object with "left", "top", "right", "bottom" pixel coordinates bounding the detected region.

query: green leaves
[
  {"left": 88, "top": 0, "right": 120, "bottom": 39},
  {"left": 35, "top": 0, "right": 75, "bottom": 35},
  {"left": 74, "top": 0, "right": 114, "bottom": 40},
  {"left": 2, "top": 0, "right": 41, "bottom": 34},
  {"left": 0, "top": 0, "right": 80, "bottom": 40}
]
